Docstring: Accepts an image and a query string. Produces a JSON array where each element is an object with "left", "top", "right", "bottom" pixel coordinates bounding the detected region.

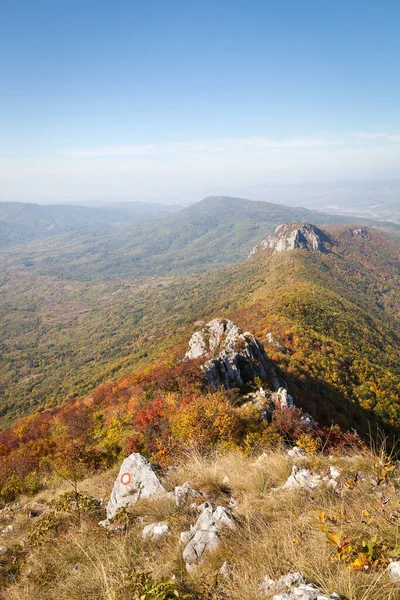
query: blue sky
[{"left": 1, "top": 0, "right": 400, "bottom": 202}]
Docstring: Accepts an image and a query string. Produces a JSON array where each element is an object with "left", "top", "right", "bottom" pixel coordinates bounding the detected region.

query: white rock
[
  {"left": 218, "top": 561, "right": 232, "bottom": 577},
  {"left": 142, "top": 521, "right": 170, "bottom": 540},
  {"left": 175, "top": 482, "right": 203, "bottom": 508},
  {"left": 387, "top": 561, "right": 400, "bottom": 582},
  {"left": 0, "top": 546, "right": 8, "bottom": 554},
  {"left": 329, "top": 466, "right": 341, "bottom": 480},
  {"left": 287, "top": 447, "right": 307, "bottom": 459},
  {"left": 274, "top": 387, "right": 294, "bottom": 409},
  {"left": 261, "top": 572, "right": 305, "bottom": 595},
  {"left": 182, "top": 504, "right": 234, "bottom": 569},
  {"left": 98, "top": 518, "right": 110, "bottom": 528},
  {"left": 1, "top": 525, "right": 13, "bottom": 534},
  {"left": 283, "top": 466, "right": 321, "bottom": 491},
  {"left": 106, "top": 453, "right": 166, "bottom": 521},
  {"left": 261, "top": 572, "right": 339, "bottom": 599}
]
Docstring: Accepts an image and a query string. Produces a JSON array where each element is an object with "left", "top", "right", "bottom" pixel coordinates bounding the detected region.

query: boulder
[
  {"left": 249, "top": 223, "right": 331, "bottom": 257},
  {"left": 283, "top": 466, "right": 321, "bottom": 491},
  {"left": 185, "top": 318, "right": 275, "bottom": 389},
  {"left": 142, "top": 521, "right": 170, "bottom": 540},
  {"left": 106, "top": 453, "right": 166, "bottom": 521},
  {"left": 182, "top": 503, "right": 234, "bottom": 570}
]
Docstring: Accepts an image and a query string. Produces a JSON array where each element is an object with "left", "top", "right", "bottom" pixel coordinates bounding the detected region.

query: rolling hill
[{"left": 0, "top": 200, "right": 183, "bottom": 248}]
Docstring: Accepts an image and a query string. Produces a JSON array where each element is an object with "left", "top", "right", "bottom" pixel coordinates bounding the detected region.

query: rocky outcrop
[
  {"left": 260, "top": 572, "right": 340, "bottom": 599},
  {"left": 185, "top": 318, "right": 275, "bottom": 389},
  {"left": 181, "top": 503, "right": 234, "bottom": 570},
  {"left": 248, "top": 222, "right": 331, "bottom": 258},
  {"left": 106, "top": 453, "right": 166, "bottom": 521}
]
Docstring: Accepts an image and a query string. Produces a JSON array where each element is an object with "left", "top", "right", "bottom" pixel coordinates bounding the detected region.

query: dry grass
[{"left": 2, "top": 448, "right": 400, "bottom": 600}]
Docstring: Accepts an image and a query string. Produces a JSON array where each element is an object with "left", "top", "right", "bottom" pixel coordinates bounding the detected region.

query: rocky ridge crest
[
  {"left": 248, "top": 222, "right": 331, "bottom": 258},
  {"left": 185, "top": 318, "right": 275, "bottom": 389}
]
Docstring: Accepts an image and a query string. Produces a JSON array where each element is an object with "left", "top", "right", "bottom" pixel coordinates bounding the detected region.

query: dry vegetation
[{"left": 1, "top": 446, "right": 400, "bottom": 600}]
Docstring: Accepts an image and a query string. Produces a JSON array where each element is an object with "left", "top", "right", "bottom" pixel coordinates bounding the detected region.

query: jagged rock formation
[
  {"left": 185, "top": 318, "right": 275, "bottom": 389},
  {"left": 181, "top": 503, "right": 234, "bottom": 570},
  {"left": 106, "top": 453, "right": 165, "bottom": 521},
  {"left": 248, "top": 222, "right": 331, "bottom": 257}
]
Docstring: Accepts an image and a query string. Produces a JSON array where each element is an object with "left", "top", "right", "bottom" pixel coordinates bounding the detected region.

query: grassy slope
[{"left": 1, "top": 448, "right": 400, "bottom": 600}]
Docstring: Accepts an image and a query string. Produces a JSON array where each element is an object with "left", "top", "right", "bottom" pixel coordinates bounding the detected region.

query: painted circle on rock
[{"left": 120, "top": 472, "right": 132, "bottom": 486}]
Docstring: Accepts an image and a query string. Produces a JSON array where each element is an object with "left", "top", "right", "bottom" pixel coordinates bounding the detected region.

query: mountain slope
[{"left": 1, "top": 220, "right": 400, "bottom": 436}]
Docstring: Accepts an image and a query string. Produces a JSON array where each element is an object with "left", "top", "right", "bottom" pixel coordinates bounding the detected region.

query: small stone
[
  {"left": 218, "top": 561, "right": 232, "bottom": 577},
  {"left": 283, "top": 466, "right": 320, "bottom": 491},
  {"left": 98, "top": 519, "right": 110, "bottom": 528},
  {"left": 0, "top": 546, "right": 8, "bottom": 554},
  {"left": 287, "top": 447, "right": 307, "bottom": 459},
  {"left": 387, "top": 561, "right": 400, "bottom": 582},
  {"left": 175, "top": 482, "right": 203, "bottom": 508},
  {"left": 142, "top": 521, "right": 170, "bottom": 540},
  {"left": 1, "top": 525, "right": 13, "bottom": 534},
  {"left": 329, "top": 466, "right": 341, "bottom": 480}
]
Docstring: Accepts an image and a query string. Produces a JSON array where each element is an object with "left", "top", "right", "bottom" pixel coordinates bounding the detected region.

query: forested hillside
[{"left": 1, "top": 218, "right": 400, "bottom": 437}]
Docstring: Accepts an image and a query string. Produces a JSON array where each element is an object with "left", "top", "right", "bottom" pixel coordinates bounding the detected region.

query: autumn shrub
[{"left": 170, "top": 391, "right": 241, "bottom": 450}]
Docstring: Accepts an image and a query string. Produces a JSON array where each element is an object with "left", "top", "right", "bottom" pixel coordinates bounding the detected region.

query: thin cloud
[{"left": 66, "top": 136, "right": 347, "bottom": 158}]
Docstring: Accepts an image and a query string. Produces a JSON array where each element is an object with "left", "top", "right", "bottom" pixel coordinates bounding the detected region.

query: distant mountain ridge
[
  {"left": 2, "top": 196, "right": 397, "bottom": 282},
  {"left": 0, "top": 200, "right": 183, "bottom": 248}
]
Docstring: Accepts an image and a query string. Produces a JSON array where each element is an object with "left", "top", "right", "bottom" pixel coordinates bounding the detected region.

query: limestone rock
[
  {"left": 260, "top": 572, "right": 339, "bottom": 599},
  {"left": 387, "top": 561, "right": 400, "bottom": 582},
  {"left": 142, "top": 521, "right": 170, "bottom": 540},
  {"left": 287, "top": 446, "right": 307, "bottom": 459},
  {"left": 249, "top": 223, "right": 331, "bottom": 258},
  {"left": 185, "top": 318, "right": 275, "bottom": 389},
  {"left": 182, "top": 504, "right": 234, "bottom": 570},
  {"left": 283, "top": 466, "right": 321, "bottom": 491},
  {"left": 106, "top": 453, "right": 166, "bottom": 521},
  {"left": 272, "top": 387, "right": 294, "bottom": 409},
  {"left": 175, "top": 482, "right": 203, "bottom": 508},
  {"left": 1, "top": 525, "right": 13, "bottom": 534},
  {"left": 219, "top": 561, "right": 232, "bottom": 577}
]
